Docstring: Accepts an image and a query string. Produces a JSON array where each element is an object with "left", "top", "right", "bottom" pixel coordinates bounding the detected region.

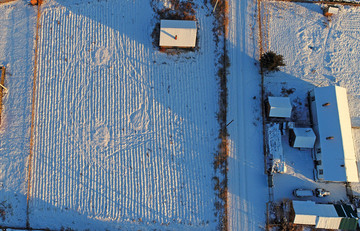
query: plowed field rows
[{"left": 28, "top": 1, "right": 219, "bottom": 229}]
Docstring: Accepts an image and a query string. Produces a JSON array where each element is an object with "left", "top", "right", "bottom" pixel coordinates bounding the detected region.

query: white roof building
[
  {"left": 293, "top": 200, "right": 338, "bottom": 226},
  {"left": 292, "top": 200, "right": 358, "bottom": 230},
  {"left": 267, "top": 97, "right": 292, "bottom": 118},
  {"left": 290, "top": 127, "right": 316, "bottom": 148},
  {"left": 328, "top": 6, "right": 339, "bottom": 14},
  {"left": 159, "top": 20, "right": 197, "bottom": 48},
  {"left": 310, "top": 86, "right": 359, "bottom": 182}
]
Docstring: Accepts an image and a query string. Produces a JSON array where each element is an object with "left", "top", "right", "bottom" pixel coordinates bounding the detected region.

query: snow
[
  {"left": 268, "top": 96, "right": 292, "bottom": 118},
  {"left": 327, "top": 6, "right": 340, "bottom": 15},
  {"left": 311, "top": 86, "right": 358, "bottom": 182},
  {"left": 293, "top": 200, "right": 338, "bottom": 217},
  {"left": 227, "top": 0, "right": 268, "bottom": 229},
  {"left": 316, "top": 217, "right": 342, "bottom": 229},
  {"left": 1, "top": 0, "right": 360, "bottom": 230},
  {"left": 264, "top": 0, "right": 360, "bottom": 192},
  {"left": 159, "top": 20, "right": 197, "bottom": 47},
  {"left": 0, "top": 0, "right": 36, "bottom": 228},
  {"left": 291, "top": 127, "right": 316, "bottom": 148},
  {"left": 293, "top": 200, "right": 344, "bottom": 229},
  {"left": 266, "top": 123, "right": 286, "bottom": 173},
  {"left": 0, "top": 0, "right": 222, "bottom": 229},
  {"left": 27, "top": 0, "right": 219, "bottom": 229}
]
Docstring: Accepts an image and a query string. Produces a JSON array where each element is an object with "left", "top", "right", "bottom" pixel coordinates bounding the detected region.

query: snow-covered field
[
  {"left": 0, "top": 0, "right": 224, "bottom": 229},
  {"left": 3, "top": 0, "right": 360, "bottom": 230},
  {"left": 28, "top": 0, "right": 220, "bottom": 230},
  {"left": 0, "top": 1, "right": 36, "bottom": 227},
  {"left": 264, "top": 1, "right": 360, "bottom": 202}
]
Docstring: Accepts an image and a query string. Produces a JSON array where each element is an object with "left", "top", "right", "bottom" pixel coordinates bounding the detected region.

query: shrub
[{"left": 260, "top": 51, "right": 285, "bottom": 72}]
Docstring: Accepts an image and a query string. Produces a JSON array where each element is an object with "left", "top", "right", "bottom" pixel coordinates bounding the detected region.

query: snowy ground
[
  {"left": 2, "top": 0, "right": 359, "bottom": 230},
  {"left": 227, "top": 0, "right": 268, "bottom": 230},
  {"left": 27, "top": 0, "right": 220, "bottom": 230},
  {"left": 0, "top": 1, "right": 36, "bottom": 227},
  {"left": 0, "top": 0, "right": 223, "bottom": 230},
  {"left": 264, "top": 1, "right": 360, "bottom": 203}
]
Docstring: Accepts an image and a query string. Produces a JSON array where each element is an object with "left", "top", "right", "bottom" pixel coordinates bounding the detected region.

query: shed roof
[
  {"left": 159, "top": 20, "right": 197, "bottom": 47},
  {"left": 313, "top": 86, "right": 358, "bottom": 182},
  {"left": 293, "top": 201, "right": 340, "bottom": 227},
  {"left": 268, "top": 97, "right": 292, "bottom": 118},
  {"left": 293, "top": 201, "right": 359, "bottom": 230},
  {"left": 328, "top": 6, "right": 339, "bottom": 14},
  {"left": 292, "top": 127, "right": 316, "bottom": 148},
  {"left": 316, "top": 217, "right": 342, "bottom": 229},
  {"left": 293, "top": 200, "right": 338, "bottom": 218}
]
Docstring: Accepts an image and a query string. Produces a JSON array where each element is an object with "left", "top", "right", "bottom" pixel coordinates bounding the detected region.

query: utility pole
[
  {"left": 0, "top": 83, "right": 7, "bottom": 92},
  {"left": 213, "top": 0, "right": 220, "bottom": 13}
]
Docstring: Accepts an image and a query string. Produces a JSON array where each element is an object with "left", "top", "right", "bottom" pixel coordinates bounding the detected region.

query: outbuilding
[
  {"left": 310, "top": 86, "right": 358, "bottom": 182},
  {"left": 266, "top": 97, "right": 292, "bottom": 118},
  {"left": 324, "top": 5, "right": 339, "bottom": 16},
  {"left": 292, "top": 200, "right": 358, "bottom": 230},
  {"left": 159, "top": 20, "right": 197, "bottom": 48},
  {"left": 289, "top": 127, "right": 316, "bottom": 148}
]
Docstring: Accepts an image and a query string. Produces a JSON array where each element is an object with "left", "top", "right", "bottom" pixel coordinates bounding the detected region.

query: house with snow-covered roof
[
  {"left": 292, "top": 200, "right": 358, "bottom": 230},
  {"left": 310, "top": 86, "right": 359, "bottom": 182},
  {"left": 159, "top": 20, "right": 197, "bottom": 48}
]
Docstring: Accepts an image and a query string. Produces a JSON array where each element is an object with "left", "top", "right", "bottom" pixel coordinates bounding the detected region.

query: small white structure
[
  {"left": 289, "top": 127, "right": 316, "bottom": 148},
  {"left": 310, "top": 86, "right": 359, "bottom": 182},
  {"left": 324, "top": 6, "right": 339, "bottom": 16},
  {"left": 159, "top": 20, "right": 197, "bottom": 48},
  {"left": 267, "top": 97, "right": 292, "bottom": 118}
]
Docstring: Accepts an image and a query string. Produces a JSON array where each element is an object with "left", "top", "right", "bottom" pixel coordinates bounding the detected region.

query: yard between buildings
[{"left": 263, "top": 0, "right": 360, "bottom": 208}]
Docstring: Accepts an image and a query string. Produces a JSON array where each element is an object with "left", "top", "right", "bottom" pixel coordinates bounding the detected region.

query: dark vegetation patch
[
  {"left": 210, "top": 0, "right": 229, "bottom": 37},
  {"left": 260, "top": 51, "right": 286, "bottom": 73},
  {"left": 210, "top": 0, "right": 230, "bottom": 229},
  {"left": 0, "top": 201, "right": 12, "bottom": 222}
]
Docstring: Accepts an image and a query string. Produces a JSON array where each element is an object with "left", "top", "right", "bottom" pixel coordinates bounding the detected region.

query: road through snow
[{"left": 228, "top": 0, "right": 268, "bottom": 230}]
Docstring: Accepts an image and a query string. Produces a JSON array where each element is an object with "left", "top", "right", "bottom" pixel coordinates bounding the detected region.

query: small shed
[
  {"left": 159, "top": 20, "right": 197, "bottom": 48},
  {"left": 267, "top": 97, "right": 292, "bottom": 118},
  {"left": 324, "top": 6, "right": 339, "bottom": 16},
  {"left": 289, "top": 127, "right": 316, "bottom": 148}
]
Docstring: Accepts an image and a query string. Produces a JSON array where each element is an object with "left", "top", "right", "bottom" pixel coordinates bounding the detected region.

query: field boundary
[
  {"left": 0, "top": 67, "right": 6, "bottom": 125},
  {"left": 0, "top": 0, "right": 16, "bottom": 4},
  {"left": 26, "top": 2, "right": 42, "bottom": 229},
  {"left": 266, "top": 0, "right": 360, "bottom": 6}
]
